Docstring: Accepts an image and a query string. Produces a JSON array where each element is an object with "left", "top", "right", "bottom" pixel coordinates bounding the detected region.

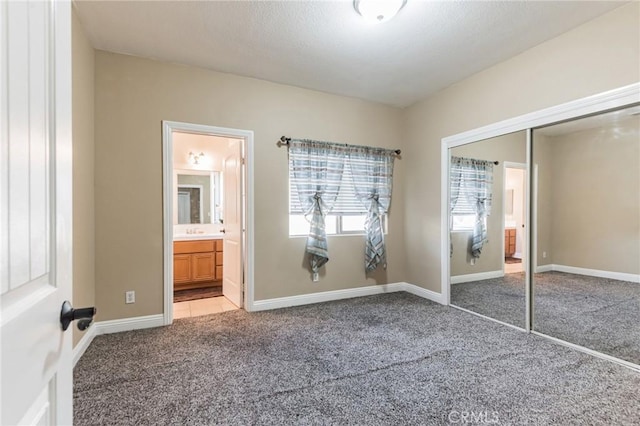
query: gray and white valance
[
  {"left": 450, "top": 156, "right": 494, "bottom": 262},
  {"left": 288, "top": 139, "right": 396, "bottom": 275}
]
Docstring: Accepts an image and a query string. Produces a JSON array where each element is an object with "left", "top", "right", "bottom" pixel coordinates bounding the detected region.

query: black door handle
[{"left": 60, "top": 301, "right": 97, "bottom": 331}]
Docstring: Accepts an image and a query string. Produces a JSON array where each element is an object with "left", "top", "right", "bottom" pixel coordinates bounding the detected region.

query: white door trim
[{"left": 162, "top": 121, "right": 255, "bottom": 325}]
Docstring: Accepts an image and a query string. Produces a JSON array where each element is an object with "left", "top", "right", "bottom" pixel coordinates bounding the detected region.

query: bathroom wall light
[
  {"left": 354, "top": 0, "right": 407, "bottom": 23},
  {"left": 189, "top": 151, "right": 204, "bottom": 165}
]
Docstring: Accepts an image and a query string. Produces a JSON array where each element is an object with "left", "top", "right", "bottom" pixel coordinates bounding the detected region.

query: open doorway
[
  {"left": 162, "top": 121, "right": 253, "bottom": 324},
  {"left": 504, "top": 163, "right": 526, "bottom": 274}
]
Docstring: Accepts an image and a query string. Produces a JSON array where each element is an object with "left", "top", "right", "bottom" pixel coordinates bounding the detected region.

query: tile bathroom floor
[
  {"left": 505, "top": 262, "right": 524, "bottom": 274},
  {"left": 173, "top": 296, "right": 240, "bottom": 318}
]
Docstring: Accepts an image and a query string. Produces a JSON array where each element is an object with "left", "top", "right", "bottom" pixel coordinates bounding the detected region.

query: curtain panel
[
  {"left": 450, "top": 156, "right": 494, "bottom": 262},
  {"left": 288, "top": 139, "right": 396, "bottom": 275},
  {"left": 289, "top": 140, "right": 345, "bottom": 275},
  {"left": 349, "top": 147, "right": 395, "bottom": 272}
]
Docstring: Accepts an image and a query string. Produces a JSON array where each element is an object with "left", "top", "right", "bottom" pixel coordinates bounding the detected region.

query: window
[
  {"left": 288, "top": 141, "right": 392, "bottom": 238},
  {"left": 288, "top": 148, "right": 388, "bottom": 236},
  {"left": 289, "top": 214, "right": 387, "bottom": 236},
  {"left": 341, "top": 215, "right": 366, "bottom": 233},
  {"left": 451, "top": 215, "right": 486, "bottom": 232}
]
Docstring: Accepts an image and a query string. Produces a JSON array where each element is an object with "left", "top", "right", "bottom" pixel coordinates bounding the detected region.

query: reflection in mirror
[
  {"left": 175, "top": 171, "right": 222, "bottom": 224},
  {"left": 532, "top": 105, "right": 640, "bottom": 365},
  {"left": 449, "top": 131, "right": 527, "bottom": 328}
]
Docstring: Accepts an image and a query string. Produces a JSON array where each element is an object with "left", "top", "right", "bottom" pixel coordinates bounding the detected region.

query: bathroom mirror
[
  {"left": 175, "top": 170, "right": 222, "bottom": 224},
  {"left": 532, "top": 104, "right": 640, "bottom": 365},
  {"left": 449, "top": 130, "right": 528, "bottom": 329}
]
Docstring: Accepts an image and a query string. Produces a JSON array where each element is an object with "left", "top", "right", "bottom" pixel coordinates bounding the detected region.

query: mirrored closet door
[
  {"left": 532, "top": 105, "right": 640, "bottom": 365},
  {"left": 449, "top": 131, "right": 528, "bottom": 329}
]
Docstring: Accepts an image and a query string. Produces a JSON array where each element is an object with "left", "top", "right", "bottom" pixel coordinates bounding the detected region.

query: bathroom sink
[{"left": 173, "top": 233, "right": 224, "bottom": 241}]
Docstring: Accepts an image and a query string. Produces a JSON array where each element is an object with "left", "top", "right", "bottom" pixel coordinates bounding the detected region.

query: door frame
[{"left": 162, "top": 121, "right": 255, "bottom": 325}]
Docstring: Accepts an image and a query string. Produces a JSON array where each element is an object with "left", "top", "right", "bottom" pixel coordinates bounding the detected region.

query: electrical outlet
[
  {"left": 125, "top": 291, "right": 135, "bottom": 304},
  {"left": 543, "top": 251, "right": 547, "bottom": 259},
  {"left": 312, "top": 272, "right": 319, "bottom": 282}
]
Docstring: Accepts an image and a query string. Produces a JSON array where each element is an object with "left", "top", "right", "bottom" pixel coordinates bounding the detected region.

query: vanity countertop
[{"left": 173, "top": 233, "right": 224, "bottom": 242}]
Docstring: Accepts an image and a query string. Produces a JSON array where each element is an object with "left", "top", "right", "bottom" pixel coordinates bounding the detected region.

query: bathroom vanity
[
  {"left": 504, "top": 228, "right": 516, "bottom": 257},
  {"left": 173, "top": 238, "right": 223, "bottom": 290}
]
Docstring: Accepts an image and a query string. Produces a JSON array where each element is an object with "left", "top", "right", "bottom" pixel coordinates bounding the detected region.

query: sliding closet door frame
[
  {"left": 524, "top": 129, "right": 532, "bottom": 332},
  {"left": 441, "top": 83, "right": 640, "bottom": 367}
]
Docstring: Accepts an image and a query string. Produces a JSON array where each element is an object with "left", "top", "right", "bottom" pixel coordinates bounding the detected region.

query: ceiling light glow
[{"left": 354, "top": 0, "right": 407, "bottom": 24}]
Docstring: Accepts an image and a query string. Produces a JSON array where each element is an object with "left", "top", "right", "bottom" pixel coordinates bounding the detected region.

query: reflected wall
[{"left": 532, "top": 107, "right": 640, "bottom": 365}]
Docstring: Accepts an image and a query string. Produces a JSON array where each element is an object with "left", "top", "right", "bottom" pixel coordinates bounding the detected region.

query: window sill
[{"left": 288, "top": 232, "right": 388, "bottom": 239}]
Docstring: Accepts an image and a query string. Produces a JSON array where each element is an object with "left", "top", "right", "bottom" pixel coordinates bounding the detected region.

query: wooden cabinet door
[
  {"left": 505, "top": 229, "right": 516, "bottom": 256},
  {"left": 174, "top": 254, "right": 192, "bottom": 283},
  {"left": 192, "top": 252, "right": 215, "bottom": 282}
]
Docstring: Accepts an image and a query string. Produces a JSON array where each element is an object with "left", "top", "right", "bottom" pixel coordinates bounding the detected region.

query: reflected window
[{"left": 451, "top": 214, "right": 485, "bottom": 232}]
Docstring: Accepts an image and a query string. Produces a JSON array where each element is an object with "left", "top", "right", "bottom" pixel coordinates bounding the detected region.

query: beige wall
[
  {"left": 539, "top": 116, "right": 640, "bottom": 274},
  {"left": 72, "top": 9, "right": 95, "bottom": 346},
  {"left": 404, "top": 4, "right": 640, "bottom": 292},
  {"left": 532, "top": 133, "right": 554, "bottom": 268},
  {"left": 94, "top": 52, "right": 406, "bottom": 321},
  {"left": 450, "top": 131, "right": 526, "bottom": 276}
]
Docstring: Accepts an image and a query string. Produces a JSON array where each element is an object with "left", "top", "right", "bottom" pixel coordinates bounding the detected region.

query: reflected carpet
[{"left": 451, "top": 271, "right": 640, "bottom": 364}]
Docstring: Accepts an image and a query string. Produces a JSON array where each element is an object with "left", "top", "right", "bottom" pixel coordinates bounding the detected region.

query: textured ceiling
[{"left": 74, "top": 1, "right": 625, "bottom": 107}]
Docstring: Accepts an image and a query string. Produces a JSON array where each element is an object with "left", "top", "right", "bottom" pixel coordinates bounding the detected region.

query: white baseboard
[
  {"left": 547, "top": 264, "right": 639, "bottom": 284},
  {"left": 402, "top": 282, "right": 446, "bottom": 304},
  {"left": 94, "top": 314, "right": 165, "bottom": 335},
  {"left": 251, "top": 282, "right": 446, "bottom": 311},
  {"left": 251, "top": 283, "right": 405, "bottom": 311},
  {"left": 513, "top": 252, "right": 523, "bottom": 259},
  {"left": 72, "top": 324, "right": 97, "bottom": 367},
  {"left": 535, "top": 264, "right": 553, "bottom": 273},
  {"left": 450, "top": 270, "right": 503, "bottom": 284}
]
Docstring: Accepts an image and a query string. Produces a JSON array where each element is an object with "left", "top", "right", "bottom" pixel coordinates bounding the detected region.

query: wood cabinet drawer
[
  {"left": 215, "top": 239, "right": 223, "bottom": 252},
  {"left": 216, "top": 266, "right": 223, "bottom": 280},
  {"left": 215, "top": 251, "right": 223, "bottom": 266},
  {"left": 174, "top": 240, "right": 215, "bottom": 254}
]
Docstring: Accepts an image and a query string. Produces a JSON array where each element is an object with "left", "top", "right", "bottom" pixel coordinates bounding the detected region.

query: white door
[
  {"left": 1, "top": 1, "right": 74, "bottom": 425},
  {"left": 222, "top": 140, "right": 243, "bottom": 307}
]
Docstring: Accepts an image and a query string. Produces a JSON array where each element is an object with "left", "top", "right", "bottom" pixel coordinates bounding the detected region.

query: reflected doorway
[{"left": 504, "top": 164, "right": 526, "bottom": 274}]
